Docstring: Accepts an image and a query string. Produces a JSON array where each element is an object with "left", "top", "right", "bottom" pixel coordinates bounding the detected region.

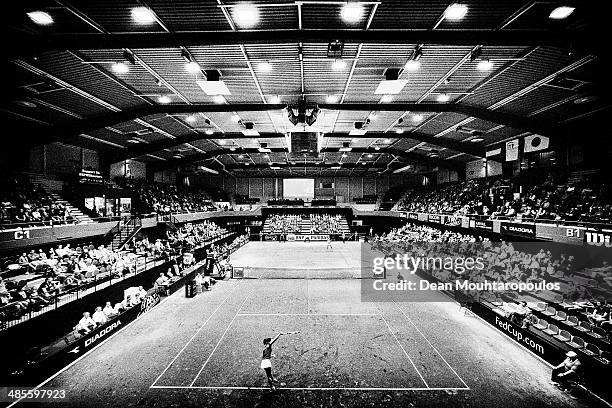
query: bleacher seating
[
  {"left": 0, "top": 175, "right": 78, "bottom": 229},
  {"left": 136, "top": 181, "right": 218, "bottom": 215},
  {"left": 394, "top": 169, "right": 612, "bottom": 225}
]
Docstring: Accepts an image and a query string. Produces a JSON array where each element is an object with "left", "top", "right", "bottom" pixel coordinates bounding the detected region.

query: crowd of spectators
[
  {"left": 74, "top": 285, "right": 149, "bottom": 337},
  {"left": 310, "top": 214, "right": 345, "bottom": 234},
  {"left": 0, "top": 219, "right": 237, "bottom": 327},
  {"left": 137, "top": 182, "right": 219, "bottom": 215},
  {"left": 264, "top": 214, "right": 300, "bottom": 233},
  {"left": 373, "top": 223, "right": 611, "bottom": 308},
  {"left": 166, "top": 221, "right": 228, "bottom": 251},
  {"left": 0, "top": 240, "right": 152, "bottom": 323},
  {"left": 396, "top": 172, "right": 612, "bottom": 225},
  {"left": 0, "top": 176, "right": 76, "bottom": 229}
]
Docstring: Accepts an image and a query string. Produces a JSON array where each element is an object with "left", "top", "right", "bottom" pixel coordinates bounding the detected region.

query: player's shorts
[{"left": 260, "top": 359, "right": 272, "bottom": 369}]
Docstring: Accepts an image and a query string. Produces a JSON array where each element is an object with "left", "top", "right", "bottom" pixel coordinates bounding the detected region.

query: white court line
[
  {"left": 189, "top": 288, "right": 254, "bottom": 387},
  {"left": 235, "top": 313, "right": 379, "bottom": 316},
  {"left": 377, "top": 311, "right": 430, "bottom": 388},
  {"left": 395, "top": 303, "right": 470, "bottom": 389},
  {"left": 150, "top": 280, "right": 241, "bottom": 387},
  {"left": 150, "top": 385, "right": 470, "bottom": 391}
]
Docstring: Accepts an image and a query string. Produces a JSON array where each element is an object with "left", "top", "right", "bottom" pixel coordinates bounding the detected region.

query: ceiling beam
[
  {"left": 321, "top": 147, "right": 465, "bottom": 171},
  {"left": 117, "top": 127, "right": 484, "bottom": 161},
  {"left": 11, "top": 29, "right": 584, "bottom": 56},
  {"left": 330, "top": 132, "right": 485, "bottom": 157},
  {"left": 45, "top": 102, "right": 562, "bottom": 144},
  {"left": 224, "top": 163, "right": 389, "bottom": 170}
]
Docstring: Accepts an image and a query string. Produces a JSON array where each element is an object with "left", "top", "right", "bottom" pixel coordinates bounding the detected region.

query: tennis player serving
[{"left": 261, "top": 331, "right": 299, "bottom": 390}]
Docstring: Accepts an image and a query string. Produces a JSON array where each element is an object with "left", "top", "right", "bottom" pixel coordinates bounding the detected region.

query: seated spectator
[
  {"left": 551, "top": 351, "right": 582, "bottom": 392},
  {"left": 92, "top": 306, "right": 107, "bottom": 326},
  {"left": 76, "top": 312, "right": 96, "bottom": 335},
  {"left": 102, "top": 301, "right": 116, "bottom": 318}
]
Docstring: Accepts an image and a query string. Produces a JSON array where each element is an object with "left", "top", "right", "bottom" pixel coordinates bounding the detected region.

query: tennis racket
[{"left": 284, "top": 331, "right": 300, "bottom": 335}]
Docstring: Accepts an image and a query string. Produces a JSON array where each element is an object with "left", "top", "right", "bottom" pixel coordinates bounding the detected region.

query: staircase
[
  {"left": 300, "top": 216, "right": 311, "bottom": 234},
  {"left": 337, "top": 216, "right": 351, "bottom": 235},
  {"left": 28, "top": 174, "right": 94, "bottom": 225},
  {"left": 108, "top": 216, "right": 142, "bottom": 251}
]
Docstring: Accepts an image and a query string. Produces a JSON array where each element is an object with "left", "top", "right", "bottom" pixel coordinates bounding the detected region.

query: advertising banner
[{"left": 500, "top": 222, "right": 536, "bottom": 238}]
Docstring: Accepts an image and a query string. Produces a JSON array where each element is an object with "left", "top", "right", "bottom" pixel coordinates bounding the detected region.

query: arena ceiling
[{"left": 2, "top": 1, "right": 609, "bottom": 177}]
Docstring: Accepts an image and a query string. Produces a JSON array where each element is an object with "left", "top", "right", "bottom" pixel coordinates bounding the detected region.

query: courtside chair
[
  {"left": 543, "top": 324, "right": 559, "bottom": 337},
  {"left": 553, "top": 329, "right": 571, "bottom": 343},
  {"left": 553, "top": 294, "right": 574, "bottom": 310},
  {"left": 543, "top": 306, "right": 557, "bottom": 317},
  {"left": 575, "top": 321, "right": 592, "bottom": 333},
  {"left": 532, "top": 302, "right": 547, "bottom": 312},
  {"left": 552, "top": 310, "right": 567, "bottom": 322},
  {"left": 564, "top": 315, "right": 579, "bottom": 327},
  {"left": 533, "top": 318, "right": 548, "bottom": 331},
  {"left": 589, "top": 327, "right": 609, "bottom": 342},
  {"left": 567, "top": 336, "right": 585, "bottom": 349}
]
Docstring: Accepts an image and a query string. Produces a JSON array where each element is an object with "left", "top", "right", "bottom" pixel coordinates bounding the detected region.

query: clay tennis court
[{"left": 7, "top": 242, "right": 596, "bottom": 408}]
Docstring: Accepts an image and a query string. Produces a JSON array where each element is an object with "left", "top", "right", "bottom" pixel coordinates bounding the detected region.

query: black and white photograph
[{"left": 1, "top": 1, "right": 611, "bottom": 407}]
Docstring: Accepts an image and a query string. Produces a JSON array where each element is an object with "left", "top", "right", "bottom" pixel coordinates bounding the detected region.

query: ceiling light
[
  {"left": 271, "top": 95, "right": 281, "bottom": 104},
  {"left": 404, "top": 60, "right": 420, "bottom": 72},
  {"left": 185, "top": 115, "right": 197, "bottom": 123},
  {"left": 219, "top": 140, "right": 226, "bottom": 145},
  {"left": 27, "top": 11, "right": 53, "bottom": 25},
  {"left": 437, "top": 94, "right": 450, "bottom": 102},
  {"left": 341, "top": 2, "right": 364, "bottom": 23},
  {"left": 196, "top": 80, "right": 231, "bottom": 96},
  {"left": 258, "top": 61, "right": 272, "bottom": 72},
  {"left": 238, "top": 155, "right": 244, "bottom": 159},
  {"left": 185, "top": 62, "right": 201, "bottom": 73},
  {"left": 395, "top": 129, "right": 404, "bottom": 134},
  {"left": 326, "top": 94, "right": 339, "bottom": 103},
  {"left": 332, "top": 59, "right": 347, "bottom": 71},
  {"left": 444, "top": 4, "right": 468, "bottom": 21},
  {"left": 233, "top": 3, "right": 259, "bottom": 28},
  {"left": 14, "top": 100, "right": 37, "bottom": 108},
  {"left": 131, "top": 7, "right": 156, "bottom": 24},
  {"left": 157, "top": 95, "right": 171, "bottom": 104},
  {"left": 230, "top": 147, "right": 237, "bottom": 151},
  {"left": 477, "top": 59, "right": 494, "bottom": 71},
  {"left": 341, "top": 153, "right": 348, "bottom": 158},
  {"left": 471, "top": 137, "right": 484, "bottom": 142},
  {"left": 205, "top": 129, "right": 214, "bottom": 135},
  {"left": 111, "top": 62, "right": 129, "bottom": 74},
  {"left": 384, "top": 139, "right": 392, "bottom": 143},
  {"left": 380, "top": 95, "right": 394, "bottom": 103},
  {"left": 369, "top": 113, "right": 377, "bottom": 120},
  {"left": 367, "top": 154, "right": 373, "bottom": 158},
  {"left": 412, "top": 114, "right": 424, "bottom": 122},
  {"left": 173, "top": 154, "right": 183, "bottom": 159},
  {"left": 549, "top": 6, "right": 575, "bottom": 20},
  {"left": 213, "top": 95, "right": 226, "bottom": 104},
  {"left": 349, "top": 129, "right": 367, "bottom": 136},
  {"left": 242, "top": 129, "right": 260, "bottom": 136},
  {"left": 375, "top": 80, "right": 408, "bottom": 95},
  {"left": 374, "top": 146, "right": 380, "bottom": 151},
  {"left": 232, "top": 114, "right": 241, "bottom": 123}
]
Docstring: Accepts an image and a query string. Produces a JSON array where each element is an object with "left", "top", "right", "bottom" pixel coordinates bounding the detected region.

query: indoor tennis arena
[{"left": 1, "top": 1, "right": 611, "bottom": 407}]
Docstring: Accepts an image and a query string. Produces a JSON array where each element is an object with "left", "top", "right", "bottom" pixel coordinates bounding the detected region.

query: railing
[
  {"left": 0, "top": 216, "right": 125, "bottom": 232},
  {"left": 394, "top": 210, "right": 612, "bottom": 230},
  {"left": 0, "top": 232, "right": 236, "bottom": 332}
]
